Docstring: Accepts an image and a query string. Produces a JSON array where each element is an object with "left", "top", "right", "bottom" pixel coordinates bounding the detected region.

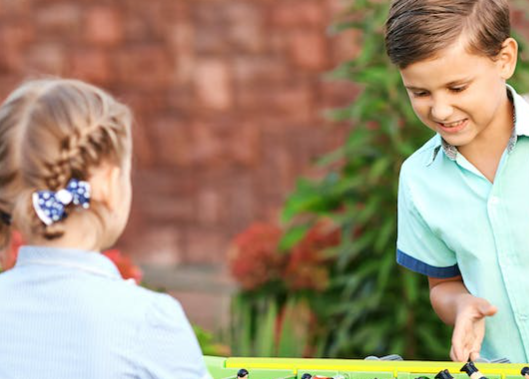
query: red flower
[
  {"left": 228, "top": 223, "right": 286, "bottom": 291},
  {"left": 283, "top": 222, "right": 340, "bottom": 292},
  {"left": 102, "top": 249, "right": 143, "bottom": 284}
]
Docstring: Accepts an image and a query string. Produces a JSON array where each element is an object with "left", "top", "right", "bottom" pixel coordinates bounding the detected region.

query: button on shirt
[
  {"left": 397, "top": 85, "right": 529, "bottom": 363},
  {"left": 0, "top": 246, "right": 212, "bottom": 379}
]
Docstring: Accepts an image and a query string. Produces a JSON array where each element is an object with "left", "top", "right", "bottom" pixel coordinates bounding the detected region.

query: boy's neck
[{"left": 457, "top": 91, "right": 515, "bottom": 183}]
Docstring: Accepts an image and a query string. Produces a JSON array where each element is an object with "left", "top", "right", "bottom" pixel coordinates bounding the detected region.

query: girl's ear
[
  {"left": 89, "top": 163, "right": 122, "bottom": 211},
  {"left": 499, "top": 37, "right": 518, "bottom": 80}
]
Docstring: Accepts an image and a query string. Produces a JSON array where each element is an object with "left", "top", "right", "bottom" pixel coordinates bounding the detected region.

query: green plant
[
  {"left": 280, "top": 0, "right": 529, "bottom": 360},
  {"left": 193, "top": 325, "right": 230, "bottom": 357},
  {"left": 230, "top": 294, "right": 314, "bottom": 357}
]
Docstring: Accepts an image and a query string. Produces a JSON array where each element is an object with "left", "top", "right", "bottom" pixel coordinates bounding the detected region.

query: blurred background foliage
[{"left": 227, "top": 0, "right": 529, "bottom": 360}]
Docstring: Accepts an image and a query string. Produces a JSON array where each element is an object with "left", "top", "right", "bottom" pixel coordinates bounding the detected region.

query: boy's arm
[{"left": 428, "top": 276, "right": 497, "bottom": 362}]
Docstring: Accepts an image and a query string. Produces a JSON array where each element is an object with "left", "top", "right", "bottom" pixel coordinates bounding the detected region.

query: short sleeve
[
  {"left": 397, "top": 166, "right": 460, "bottom": 278},
  {"left": 136, "top": 294, "right": 212, "bottom": 379}
]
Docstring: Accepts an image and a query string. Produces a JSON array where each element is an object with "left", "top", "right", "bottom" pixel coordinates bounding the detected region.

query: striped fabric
[{"left": 0, "top": 246, "right": 211, "bottom": 379}]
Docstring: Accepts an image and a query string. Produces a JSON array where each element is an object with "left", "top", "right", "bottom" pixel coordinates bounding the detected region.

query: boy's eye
[
  {"left": 449, "top": 86, "right": 467, "bottom": 93},
  {"left": 412, "top": 91, "right": 429, "bottom": 98}
]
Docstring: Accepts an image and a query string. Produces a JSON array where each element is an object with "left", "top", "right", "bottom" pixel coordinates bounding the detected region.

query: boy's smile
[{"left": 399, "top": 36, "right": 516, "bottom": 158}]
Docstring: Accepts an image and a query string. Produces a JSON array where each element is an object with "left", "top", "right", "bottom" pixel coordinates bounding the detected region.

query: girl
[{"left": 0, "top": 78, "right": 211, "bottom": 379}]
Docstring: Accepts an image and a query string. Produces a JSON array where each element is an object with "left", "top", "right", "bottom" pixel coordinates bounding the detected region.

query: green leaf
[{"left": 278, "top": 224, "right": 311, "bottom": 252}]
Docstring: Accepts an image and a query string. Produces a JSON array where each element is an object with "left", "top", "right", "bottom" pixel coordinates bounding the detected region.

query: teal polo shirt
[{"left": 397, "top": 85, "right": 529, "bottom": 363}]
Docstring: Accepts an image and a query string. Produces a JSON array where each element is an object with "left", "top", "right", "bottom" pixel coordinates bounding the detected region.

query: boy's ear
[
  {"left": 89, "top": 163, "right": 122, "bottom": 211},
  {"left": 498, "top": 37, "right": 518, "bottom": 80}
]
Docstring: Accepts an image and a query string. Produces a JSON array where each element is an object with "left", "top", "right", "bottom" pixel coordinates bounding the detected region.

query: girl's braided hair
[{"left": 1, "top": 78, "right": 132, "bottom": 241}]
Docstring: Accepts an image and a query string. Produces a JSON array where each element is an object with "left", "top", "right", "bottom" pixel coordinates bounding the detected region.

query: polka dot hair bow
[{"left": 32, "top": 179, "right": 91, "bottom": 225}]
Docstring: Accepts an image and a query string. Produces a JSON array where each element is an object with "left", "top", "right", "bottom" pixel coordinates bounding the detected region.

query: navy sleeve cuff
[{"left": 397, "top": 249, "right": 460, "bottom": 278}]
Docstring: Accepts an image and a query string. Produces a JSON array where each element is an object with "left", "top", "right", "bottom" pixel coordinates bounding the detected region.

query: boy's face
[{"left": 399, "top": 36, "right": 517, "bottom": 151}]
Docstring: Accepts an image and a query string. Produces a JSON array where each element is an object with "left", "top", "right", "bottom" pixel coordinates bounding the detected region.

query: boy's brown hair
[{"left": 385, "top": 0, "right": 511, "bottom": 68}]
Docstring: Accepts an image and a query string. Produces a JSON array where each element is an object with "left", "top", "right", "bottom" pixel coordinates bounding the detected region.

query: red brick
[
  {"left": 167, "top": 87, "right": 194, "bottom": 111},
  {"left": 168, "top": 23, "right": 196, "bottom": 85},
  {"left": 271, "top": 0, "right": 327, "bottom": 27},
  {"left": 184, "top": 228, "right": 228, "bottom": 264},
  {"left": 149, "top": 116, "right": 192, "bottom": 167},
  {"left": 0, "top": 0, "right": 30, "bottom": 14},
  {"left": 289, "top": 29, "right": 330, "bottom": 71},
  {"left": 1, "top": 54, "right": 22, "bottom": 76},
  {"left": 224, "top": 175, "right": 257, "bottom": 231},
  {"left": 127, "top": 2, "right": 173, "bottom": 41},
  {"left": 237, "top": 84, "right": 314, "bottom": 122},
  {"left": 271, "top": 148, "right": 296, "bottom": 193},
  {"left": 143, "top": 196, "right": 195, "bottom": 223},
  {"left": 130, "top": 117, "right": 155, "bottom": 169},
  {"left": 327, "top": 0, "right": 349, "bottom": 15},
  {"left": 122, "top": 12, "right": 149, "bottom": 42},
  {"left": 194, "top": 2, "right": 264, "bottom": 54},
  {"left": 120, "top": 89, "right": 167, "bottom": 115},
  {"left": 35, "top": 3, "right": 81, "bottom": 35},
  {"left": 0, "top": 22, "right": 34, "bottom": 71},
  {"left": 168, "top": 23, "right": 194, "bottom": 53},
  {"left": 124, "top": 227, "right": 184, "bottom": 266},
  {"left": 114, "top": 47, "right": 173, "bottom": 90},
  {"left": 226, "top": 123, "right": 261, "bottom": 166},
  {"left": 228, "top": 20, "right": 264, "bottom": 53},
  {"left": 0, "top": 77, "right": 24, "bottom": 102},
  {"left": 196, "top": 189, "right": 225, "bottom": 226},
  {"left": 193, "top": 60, "right": 233, "bottom": 110},
  {"left": 188, "top": 122, "right": 224, "bottom": 165},
  {"left": 24, "top": 44, "right": 66, "bottom": 75},
  {"left": 84, "top": 6, "right": 124, "bottom": 46},
  {"left": 194, "top": 25, "right": 230, "bottom": 54},
  {"left": 225, "top": 3, "right": 265, "bottom": 53},
  {"left": 233, "top": 56, "right": 288, "bottom": 86},
  {"left": 69, "top": 49, "right": 110, "bottom": 84}
]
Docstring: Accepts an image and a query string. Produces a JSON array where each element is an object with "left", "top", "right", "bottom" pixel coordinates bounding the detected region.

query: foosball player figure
[
  {"left": 237, "top": 368, "right": 249, "bottom": 379},
  {"left": 435, "top": 369, "right": 454, "bottom": 379},
  {"left": 460, "top": 361, "right": 488, "bottom": 379},
  {"left": 301, "top": 374, "right": 312, "bottom": 379},
  {"left": 520, "top": 367, "right": 529, "bottom": 379}
]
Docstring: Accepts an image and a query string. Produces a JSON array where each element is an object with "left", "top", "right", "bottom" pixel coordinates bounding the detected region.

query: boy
[{"left": 385, "top": 0, "right": 529, "bottom": 363}]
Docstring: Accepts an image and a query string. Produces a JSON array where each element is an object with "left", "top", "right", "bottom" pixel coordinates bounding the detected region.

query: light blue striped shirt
[{"left": 0, "top": 246, "right": 211, "bottom": 379}]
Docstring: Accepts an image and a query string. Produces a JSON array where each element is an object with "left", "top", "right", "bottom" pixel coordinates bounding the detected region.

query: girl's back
[
  {"left": 0, "top": 79, "right": 210, "bottom": 379},
  {"left": 0, "top": 246, "right": 208, "bottom": 379}
]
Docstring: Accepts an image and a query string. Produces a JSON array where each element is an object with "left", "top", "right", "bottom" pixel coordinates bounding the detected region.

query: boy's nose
[{"left": 431, "top": 100, "right": 454, "bottom": 122}]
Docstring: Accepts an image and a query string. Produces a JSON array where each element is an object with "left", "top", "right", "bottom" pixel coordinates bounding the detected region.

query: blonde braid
[{"left": 7, "top": 78, "right": 132, "bottom": 241}]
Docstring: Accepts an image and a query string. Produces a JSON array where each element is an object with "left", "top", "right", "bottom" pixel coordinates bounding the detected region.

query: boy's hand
[
  {"left": 428, "top": 276, "right": 497, "bottom": 362},
  {"left": 450, "top": 297, "right": 497, "bottom": 362}
]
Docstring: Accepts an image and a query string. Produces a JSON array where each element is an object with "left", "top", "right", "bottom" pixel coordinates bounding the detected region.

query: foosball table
[{"left": 204, "top": 356, "right": 529, "bottom": 379}]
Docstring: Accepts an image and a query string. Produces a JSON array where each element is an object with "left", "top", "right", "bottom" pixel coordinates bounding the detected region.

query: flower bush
[
  {"left": 229, "top": 221, "right": 340, "bottom": 294},
  {"left": 228, "top": 223, "right": 284, "bottom": 291},
  {"left": 228, "top": 221, "right": 341, "bottom": 357}
]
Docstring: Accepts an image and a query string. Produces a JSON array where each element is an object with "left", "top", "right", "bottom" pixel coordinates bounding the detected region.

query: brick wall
[
  {"left": 0, "top": 0, "right": 358, "bottom": 268},
  {"left": 0, "top": 0, "right": 361, "bottom": 329}
]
